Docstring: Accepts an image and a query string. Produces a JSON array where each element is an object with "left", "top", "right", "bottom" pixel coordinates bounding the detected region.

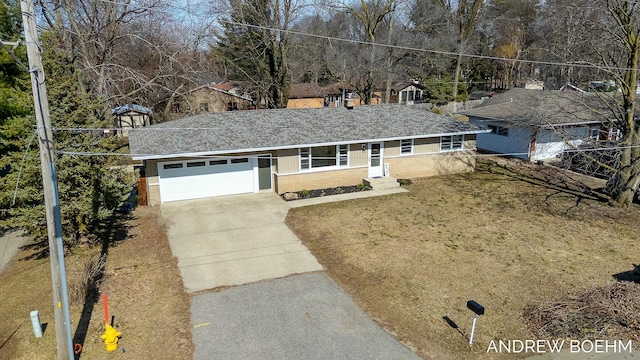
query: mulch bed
[{"left": 281, "top": 184, "right": 372, "bottom": 201}]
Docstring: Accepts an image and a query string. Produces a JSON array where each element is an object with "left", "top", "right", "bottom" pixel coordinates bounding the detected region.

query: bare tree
[
  {"left": 600, "top": 0, "right": 640, "bottom": 207},
  {"left": 37, "top": 0, "right": 210, "bottom": 117},
  {"left": 435, "top": 0, "right": 483, "bottom": 100},
  {"left": 482, "top": 0, "right": 540, "bottom": 90},
  {"left": 330, "top": 0, "right": 397, "bottom": 104},
  {"left": 535, "top": 0, "right": 604, "bottom": 88}
]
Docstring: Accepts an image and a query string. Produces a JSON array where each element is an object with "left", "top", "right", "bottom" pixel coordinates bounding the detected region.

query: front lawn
[
  {"left": 286, "top": 157, "right": 640, "bottom": 359},
  {"left": 0, "top": 207, "right": 193, "bottom": 359}
]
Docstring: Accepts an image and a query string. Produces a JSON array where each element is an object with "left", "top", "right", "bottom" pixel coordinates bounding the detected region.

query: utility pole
[{"left": 20, "top": 1, "right": 74, "bottom": 359}]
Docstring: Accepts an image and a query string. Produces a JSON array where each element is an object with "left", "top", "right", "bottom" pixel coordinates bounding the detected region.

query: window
[
  {"left": 163, "top": 163, "right": 183, "bottom": 170},
  {"left": 300, "top": 148, "right": 310, "bottom": 170},
  {"left": 441, "top": 135, "right": 465, "bottom": 151},
  {"left": 400, "top": 139, "right": 413, "bottom": 154},
  {"left": 590, "top": 128, "right": 600, "bottom": 141},
  {"left": 231, "top": 158, "right": 249, "bottom": 164},
  {"left": 209, "top": 160, "right": 227, "bottom": 166},
  {"left": 488, "top": 125, "right": 509, "bottom": 136},
  {"left": 452, "top": 135, "right": 463, "bottom": 149},
  {"left": 186, "top": 161, "right": 205, "bottom": 168},
  {"left": 199, "top": 102, "right": 209, "bottom": 112},
  {"left": 312, "top": 146, "right": 337, "bottom": 168},
  {"left": 339, "top": 145, "right": 348, "bottom": 166},
  {"left": 300, "top": 145, "right": 349, "bottom": 170}
]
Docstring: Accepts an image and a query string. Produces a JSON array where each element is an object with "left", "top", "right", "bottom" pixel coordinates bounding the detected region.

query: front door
[{"left": 368, "top": 142, "right": 384, "bottom": 177}]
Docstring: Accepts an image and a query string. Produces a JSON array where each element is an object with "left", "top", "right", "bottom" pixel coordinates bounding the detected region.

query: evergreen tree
[
  {"left": 215, "top": 0, "right": 291, "bottom": 108},
  {"left": 0, "top": 29, "right": 134, "bottom": 250},
  {"left": 0, "top": 0, "right": 31, "bottom": 222}
]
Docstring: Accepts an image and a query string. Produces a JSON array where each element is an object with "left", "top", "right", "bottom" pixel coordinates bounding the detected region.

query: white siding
[
  {"left": 533, "top": 127, "right": 591, "bottom": 161},
  {"left": 470, "top": 119, "right": 532, "bottom": 160}
]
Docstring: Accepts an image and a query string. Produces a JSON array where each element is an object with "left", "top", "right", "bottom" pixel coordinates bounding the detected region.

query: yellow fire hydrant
[{"left": 100, "top": 324, "right": 121, "bottom": 352}]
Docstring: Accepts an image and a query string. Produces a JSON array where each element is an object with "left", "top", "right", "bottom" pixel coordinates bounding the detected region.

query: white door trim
[{"left": 368, "top": 142, "right": 384, "bottom": 177}]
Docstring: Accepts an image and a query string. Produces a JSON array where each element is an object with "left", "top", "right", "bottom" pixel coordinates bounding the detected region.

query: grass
[
  {"left": 2, "top": 157, "right": 638, "bottom": 359},
  {"left": 286, "top": 157, "right": 640, "bottom": 359},
  {"left": 0, "top": 206, "right": 193, "bottom": 359}
]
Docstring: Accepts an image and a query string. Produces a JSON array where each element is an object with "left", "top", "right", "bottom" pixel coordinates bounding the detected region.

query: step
[{"left": 363, "top": 177, "right": 400, "bottom": 190}]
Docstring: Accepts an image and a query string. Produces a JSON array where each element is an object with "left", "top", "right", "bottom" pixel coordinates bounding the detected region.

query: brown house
[
  {"left": 386, "top": 80, "right": 425, "bottom": 105},
  {"left": 287, "top": 83, "right": 326, "bottom": 109},
  {"left": 164, "top": 82, "right": 254, "bottom": 117}
]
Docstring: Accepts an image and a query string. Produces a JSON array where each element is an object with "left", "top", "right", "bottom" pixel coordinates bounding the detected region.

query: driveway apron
[
  {"left": 160, "top": 192, "right": 323, "bottom": 293},
  {"left": 190, "top": 272, "right": 420, "bottom": 360}
]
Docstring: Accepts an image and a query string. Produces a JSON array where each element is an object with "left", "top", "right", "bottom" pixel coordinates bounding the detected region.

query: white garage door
[{"left": 158, "top": 158, "right": 256, "bottom": 203}]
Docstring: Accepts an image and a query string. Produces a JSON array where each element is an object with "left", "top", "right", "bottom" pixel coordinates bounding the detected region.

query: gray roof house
[
  {"left": 129, "top": 105, "right": 489, "bottom": 204},
  {"left": 459, "top": 88, "right": 620, "bottom": 163}
]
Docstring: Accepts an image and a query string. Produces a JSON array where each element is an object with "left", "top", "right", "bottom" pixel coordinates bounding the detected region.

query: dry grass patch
[
  {"left": 0, "top": 206, "right": 193, "bottom": 359},
  {"left": 286, "top": 158, "right": 640, "bottom": 359}
]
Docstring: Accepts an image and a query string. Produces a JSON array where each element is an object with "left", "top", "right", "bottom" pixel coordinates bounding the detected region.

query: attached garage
[{"left": 157, "top": 157, "right": 260, "bottom": 203}]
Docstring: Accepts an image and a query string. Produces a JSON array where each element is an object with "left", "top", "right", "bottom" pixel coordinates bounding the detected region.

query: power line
[
  {"left": 0, "top": 39, "right": 29, "bottom": 71},
  {"left": 220, "top": 19, "right": 640, "bottom": 73},
  {"left": 19, "top": 0, "right": 639, "bottom": 74}
]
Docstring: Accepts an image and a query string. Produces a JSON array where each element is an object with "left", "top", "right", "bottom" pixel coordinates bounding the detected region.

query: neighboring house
[
  {"left": 320, "top": 83, "right": 346, "bottom": 107},
  {"left": 344, "top": 90, "right": 382, "bottom": 106},
  {"left": 128, "top": 105, "right": 489, "bottom": 204},
  {"left": 516, "top": 80, "right": 545, "bottom": 90},
  {"left": 459, "top": 88, "right": 619, "bottom": 162},
  {"left": 320, "top": 81, "right": 383, "bottom": 107},
  {"left": 386, "top": 80, "right": 425, "bottom": 104},
  {"left": 163, "top": 82, "right": 254, "bottom": 116},
  {"left": 469, "top": 90, "right": 498, "bottom": 100},
  {"left": 287, "top": 83, "right": 325, "bottom": 109},
  {"left": 112, "top": 104, "right": 153, "bottom": 137}
]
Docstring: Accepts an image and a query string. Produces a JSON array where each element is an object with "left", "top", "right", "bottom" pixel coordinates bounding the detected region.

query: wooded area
[
  {"left": 4, "top": 0, "right": 636, "bottom": 113},
  {"left": 1, "top": 0, "right": 639, "bottom": 244}
]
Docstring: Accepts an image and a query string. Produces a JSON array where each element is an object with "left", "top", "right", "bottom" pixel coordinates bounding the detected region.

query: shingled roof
[
  {"left": 129, "top": 105, "right": 488, "bottom": 160},
  {"left": 289, "top": 83, "right": 324, "bottom": 99},
  {"left": 459, "top": 88, "right": 619, "bottom": 127}
]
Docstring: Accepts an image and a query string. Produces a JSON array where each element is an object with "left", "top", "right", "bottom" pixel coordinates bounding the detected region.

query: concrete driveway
[
  {"left": 0, "top": 230, "right": 27, "bottom": 274},
  {"left": 160, "top": 192, "right": 323, "bottom": 293}
]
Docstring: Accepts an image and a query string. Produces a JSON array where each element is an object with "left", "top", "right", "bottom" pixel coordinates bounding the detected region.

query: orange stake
[{"left": 103, "top": 294, "right": 109, "bottom": 326}]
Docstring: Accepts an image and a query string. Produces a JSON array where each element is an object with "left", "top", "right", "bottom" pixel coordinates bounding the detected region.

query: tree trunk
[
  {"left": 452, "top": 50, "right": 463, "bottom": 100},
  {"left": 610, "top": 17, "right": 639, "bottom": 206}
]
